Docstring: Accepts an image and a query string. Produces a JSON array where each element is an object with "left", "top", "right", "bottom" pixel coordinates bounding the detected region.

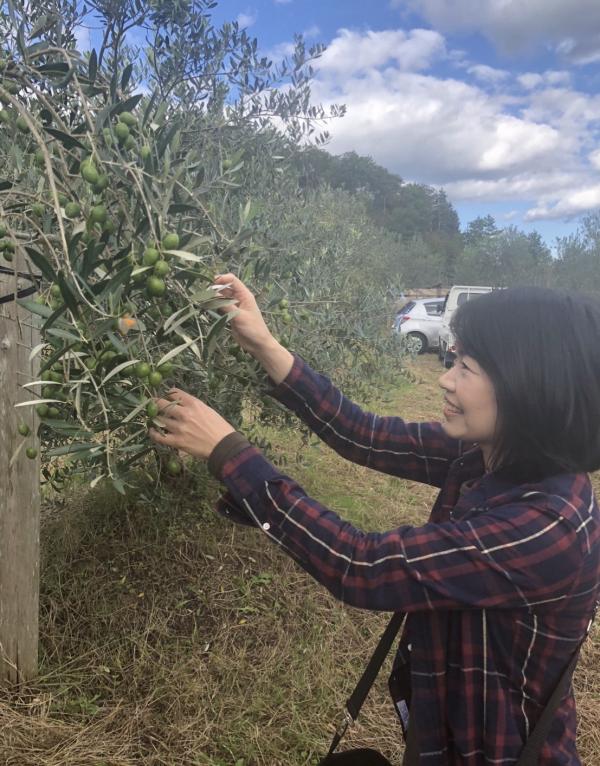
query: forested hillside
[{"left": 297, "top": 148, "right": 600, "bottom": 292}]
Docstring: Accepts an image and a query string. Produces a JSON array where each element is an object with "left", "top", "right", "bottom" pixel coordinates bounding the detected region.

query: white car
[
  {"left": 438, "top": 285, "right": 494, "bottom": 367},
  {"left": 392, "top": 298, "right": 445, "bottom": 354}
]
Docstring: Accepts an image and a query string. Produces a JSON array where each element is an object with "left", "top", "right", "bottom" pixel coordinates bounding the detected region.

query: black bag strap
[
  {"left": 324, "top": 613, "right": 588, "bottom": 763},
  {"left": 325, "top": 612, "right": 405, "bottom": 757},
  {"left": 515, "top": 643, "right": 582, "bottom": 766}
]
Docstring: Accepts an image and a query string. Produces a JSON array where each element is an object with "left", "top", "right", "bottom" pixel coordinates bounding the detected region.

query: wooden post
[{"left": 0, "top": 252, "right": 40, "bottom": 683}]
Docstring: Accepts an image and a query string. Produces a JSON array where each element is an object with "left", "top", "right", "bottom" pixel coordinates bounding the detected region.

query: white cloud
[
  {"left": 316, "top": 28, "right": 446, "bottom": 77},
  {"left": 467, "top": 64, "right": 510, "bottom": 84},
  {"left": 518, "top": 70, "right": 571, "bottom": 90},
  {"left": 590, "top": 149, "right": 600, "bottom": 171},
  {"left": 236, "top": 12, "right": 256, "bottom": 29},
  {"left": 311, "top": 27, "right": 600, "bottom": 223},
  {"left": 73, "top": 24, "right": 91, "bottom": 51},
  {"left": 407, "top": 0, "right": 600, "bottom": 64},
  {"left": 525, "top": 186, "right": 600, "bottom": 220},
  {"left": 304, "top": 25, "right": 321, "bottom": 40}
]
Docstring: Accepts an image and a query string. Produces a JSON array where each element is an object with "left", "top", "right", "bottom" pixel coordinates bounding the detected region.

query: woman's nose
[{"left": 438, "top": 367, "right": 454, "bottom": 390}]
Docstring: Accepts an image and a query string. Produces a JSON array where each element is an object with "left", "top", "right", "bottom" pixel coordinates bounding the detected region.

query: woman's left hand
[{"left": 148, "top": 388, "right": 235, "bottom": 460}]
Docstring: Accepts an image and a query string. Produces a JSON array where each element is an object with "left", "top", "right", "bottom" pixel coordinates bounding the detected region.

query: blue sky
[{"left": 208, "top": 0, "right": 600, "bottom": 247}]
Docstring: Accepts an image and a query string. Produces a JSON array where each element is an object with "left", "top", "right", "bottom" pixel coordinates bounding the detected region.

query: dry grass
[{"left": 0, "top": 354, "right": 598, "bottom": 765}]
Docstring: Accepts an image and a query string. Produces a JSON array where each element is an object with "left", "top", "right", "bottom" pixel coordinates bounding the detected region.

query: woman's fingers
[
  {"left": 166, "top": 387, "right": 197, "bottom": 405},
  {"left": 149, "top": 427, "right": 177, "bottom": 446},
  {"left": 153, "top": 396, "right": 182, "bottom": 418}
]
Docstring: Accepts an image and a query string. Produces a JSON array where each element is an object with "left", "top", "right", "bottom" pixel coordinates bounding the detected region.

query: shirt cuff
[
  {"left": 208, "top": 431, "right": 252, "bottom": 480},
  {"left": 266, "top": 352, "right": 306, "bottom": 396}
]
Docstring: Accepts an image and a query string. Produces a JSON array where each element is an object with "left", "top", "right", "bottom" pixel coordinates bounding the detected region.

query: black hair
[{"left": 450, "top": 286, "right": 600, "bottom": 483}]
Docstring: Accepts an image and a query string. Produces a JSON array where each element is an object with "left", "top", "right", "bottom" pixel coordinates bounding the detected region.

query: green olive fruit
[
  {"left": 0, "top": 223, "right": 6, "bottom": 237},
  {"left": 161, "top": 232, "right": 179, "bottom": 250},
  {"left": 102, "top": 127, "right": 113, "bottom": 147},
  {"left": 89, "top": 205, "right": 107, "bottom": 225},
  {"left": 64, "top": 202, "right": 81, "bottom": 218},
  {"left": 135, "top": 361, "right": 151, "bottom": 379},
  {"left": 157, "top": 361, "right": 173, "bottom": 376},
  {"left": 146, "top": 276, "right": 166, "bottom": 297},
  {"left": 148, "top": 370, "right": 163, "bottom": 387},
  {"left": 31, "top": 203, "right": 45, "bottom": 217},
  {"left": 36, "top": 403, "right": 49, "bottom": 418},
  {"left": 114, "top": 122, "right": 129, "bottom": 142},
  {"left": 146, "top": 401, "right": 159, "bottom": 418},
  {"left": 2, "top": 239, "right": 14, "bottom": 252},
  {"left": 0, "top": 109, "right": 9, "bottom": 124},
  {"left": 2, "top": 249, "right": 13, "bottom": 262},
  {"left": 47, "top": 406, "right": 61, "bottom": 418},
  {"left": 85, "top": 358, "right": 97, "bottom": 370},
  {"left": 143, "top": 247, "right": 160, "bottom": 266},
  {"left": 93, "top": 174, "right": 109, "bottom": 193},
  {"left": 153, "top": 259, "right": 170, "bottom": 277},
  {"left": 25, "top": 447, "right": 38, "bottom": 460},
  {"left": 118, "top": 111, "right": 137, "bottom": 127},
  {"left": 34, "top": 149, "right": 45, "bottom": 166},
  {"left": 81, "top": 160, "right": 100, "bottom": 185},
  {"left": 124, "top": 135, "right": 137, "bottom": 151},
  {"left": 166, "top": 458, "right": 182, "bottom": 475},
  {"left": 41, "top": 370, "right": 51, "bottom": 381},
  {"left": 42, "top": 385, "right": 54, "bottom": 399},
  {"left": 16, "top": 115, "right": 28, "bottom": 132},
  {"left": 140, "top": 145, "right": 151, "bottom": 161},
  {"left": 57, "top": 192, "right": 69, "bottom": 206},
  {"left": 222, "top": 158, "right": 232, "bottom": 170},
  {"left": 50, "top": 284, "right": 62, "bottom": 298},
  {"left": 281, "top": 311, "right": 292, "bottom": 324},
  {"left": 49, "top": 371, "right": 63, "bottom": 383},
  {"left": 18, "top": 422, "right": 30, "bottom": 437},
  {"left": 4, "top": 81, "right": 19, "bottom": 96},
  {"left": 279, "top": 298, "right": 289, "bottom": 309},
  {"left": 103, "top": 219, "right": 116, "bottom": 235}
]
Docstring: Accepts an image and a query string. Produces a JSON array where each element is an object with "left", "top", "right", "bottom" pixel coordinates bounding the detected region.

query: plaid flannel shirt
[{"left": 215, "top": 354, "right": 600, "bottom": 765}]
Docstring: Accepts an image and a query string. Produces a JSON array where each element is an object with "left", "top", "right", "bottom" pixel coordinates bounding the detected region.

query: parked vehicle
[
  {"left": 438, "top": 285, "right": 494, "bottom": 367},
  {"left": 392, "top": 297, "right": 445, "bottom": 354}
]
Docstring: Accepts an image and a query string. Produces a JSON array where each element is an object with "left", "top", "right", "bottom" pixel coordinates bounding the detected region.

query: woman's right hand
[
  {"left": 212, "top": 273, "right": 294, "bottom": 384},
  {"left": 212, "top": 273, "right": 275, "bottom": 354}
]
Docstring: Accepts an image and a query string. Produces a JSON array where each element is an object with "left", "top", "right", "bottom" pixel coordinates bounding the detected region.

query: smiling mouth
[{"left": 444, "top": 399, "right": 463, "bottom": 414}]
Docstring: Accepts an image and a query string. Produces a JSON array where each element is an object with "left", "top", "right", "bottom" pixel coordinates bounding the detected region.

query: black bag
[
  {"left": 319, "top": 612, "right": 584, "bottom": 766},
  {"left": 319, "top": 748, "right": 393, "bottom": 765},
  {"left": 318, "top": 614, "right": 404, "bottom": 766}
]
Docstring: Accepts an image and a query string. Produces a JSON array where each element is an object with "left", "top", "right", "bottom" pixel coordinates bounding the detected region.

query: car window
[
  {"left": 424, "top": 301, "right": 443, "bottom": 316},
  {"left": 456, "top": 292, "right": 469, "bottom": 306}
]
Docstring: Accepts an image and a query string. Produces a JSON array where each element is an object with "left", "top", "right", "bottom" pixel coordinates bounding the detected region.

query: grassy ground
[{"left": 1, "top": 354, "right": 599, "bottom": 765}]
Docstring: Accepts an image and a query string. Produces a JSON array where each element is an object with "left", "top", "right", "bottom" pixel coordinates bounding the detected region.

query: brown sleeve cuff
[{"left": 208, "top": 431, "right": 252, "bottom": 480}]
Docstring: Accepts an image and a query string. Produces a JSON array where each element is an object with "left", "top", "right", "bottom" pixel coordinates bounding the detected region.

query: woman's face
[{"left": 438, "top": 352, "right": 498, "bottom": 458}]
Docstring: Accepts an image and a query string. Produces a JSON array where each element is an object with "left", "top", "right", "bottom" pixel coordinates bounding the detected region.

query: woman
[{"left": 149, "top": 278, "right": 600, "bottom": 765}]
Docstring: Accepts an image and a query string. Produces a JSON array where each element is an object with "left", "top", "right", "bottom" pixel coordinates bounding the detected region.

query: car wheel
[
  {"left": 438, "top": 341, "right": 444, "bottom": 361},
  {"left": 407, "top": 332, "right": 427, "bottom": 354},
  {"left": 443, "top": 349, "right": 454, "bottom": 369}
]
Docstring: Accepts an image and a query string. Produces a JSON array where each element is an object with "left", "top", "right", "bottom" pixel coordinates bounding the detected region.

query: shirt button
[{"left": 262, "top": 522, "right": 270, "bottom": 531}]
